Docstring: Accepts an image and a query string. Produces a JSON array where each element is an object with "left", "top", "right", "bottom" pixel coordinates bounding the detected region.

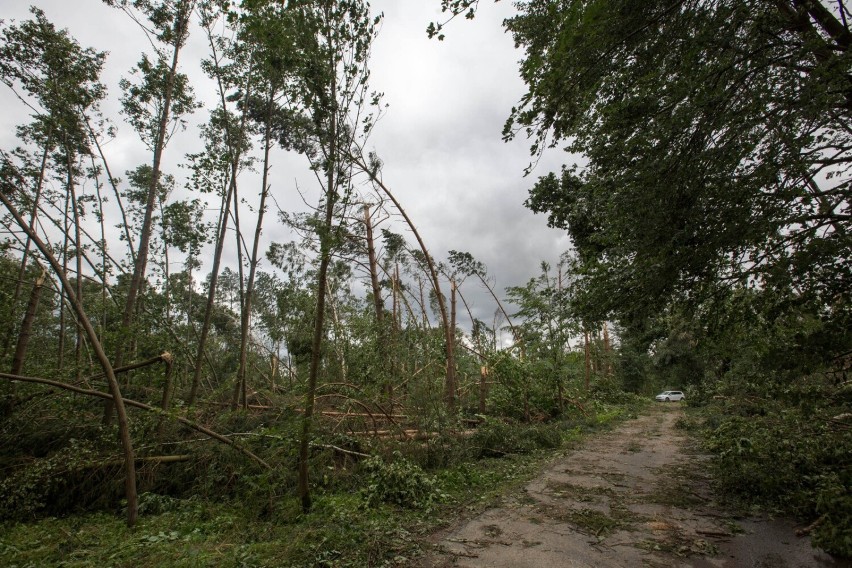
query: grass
[
  {"left": 0, "top": 449, "right": 567, "bottom": 567},
  {"left": 0, "top": 402, "right": 650, "bottom": 567}
]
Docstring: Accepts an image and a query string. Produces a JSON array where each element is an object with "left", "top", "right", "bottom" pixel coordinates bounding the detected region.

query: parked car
[{"left": 655, "top": 390, "right": 685, "bottom": 402}]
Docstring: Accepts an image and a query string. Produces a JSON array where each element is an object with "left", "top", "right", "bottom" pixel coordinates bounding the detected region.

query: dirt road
[{"left": 418, "top": 405, "right": 848, "bottom": 567}]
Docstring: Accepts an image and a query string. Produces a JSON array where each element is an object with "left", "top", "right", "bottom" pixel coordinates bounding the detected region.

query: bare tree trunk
[
  {"left": 390, "top": 262, "right": 401, "bottom": 407},
  {"left": 593, "top": 328, "right": 601, "bottom": 375},
  {"left": 298, "top": 152, "right": 336, "bottom": 515},
  {"left": 584, "top": 328, "right": 591, "bottom": 391},
  {"left": 363, "top": 203, "right": 384, "bottom": 323},
  {"left": 479, "top": 365, "right": 488, "bottom": 414},
  {"left": 10, "top": 269, "right": 46, "bottom": 376},
  {"left": 448, "top": 279, "right": 457, "bottom": 404},
  {"left": 156, "top": 352, "right": 174, "bottom": 438},
  {"left": 67, "top": 145, "right": 84, "bottom": 381},
  {"left": 233, "top": 93, "right": 273, "bottom": 411},
  {"left": 417, "top": 277, "right": 429, "bottom": 326},
  {"left": 188, "top": 59, "right": 254, "bottom": 408},
  {"left": 91, "top": 155, "right": 109, "bottom": 344},
  {"left": 393, "top": 262, "right": 400, "bottom": 330},
  {"left": 229, "top": 164, "right": 248, "bottom": 410},
  {"left": 59, "top": 189, "right": 70, "bottom": 373},
  {"left": 325, "top": 280, "right": 348, "bottom": 383},
  {"left": 188, "top": 178, "right": 233, "bottom": 405},
  {"left": 270, "top": 351, "right": 279, "bottom": 390},
  {"left": 3, "top": 132, "right": 51, "bottom": 361},
  {"left": 159, "top": 195, "right": 172, "bottom": 330}
]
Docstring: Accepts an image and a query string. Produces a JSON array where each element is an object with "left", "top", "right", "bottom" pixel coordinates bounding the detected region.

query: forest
[{"left": 0, "top": 0, "right": 849, "bottom": 566}]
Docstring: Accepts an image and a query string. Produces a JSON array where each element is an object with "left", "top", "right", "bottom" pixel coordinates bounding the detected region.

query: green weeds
[{"left": 0, "top": 402, "right": 648, "bottom": 566}]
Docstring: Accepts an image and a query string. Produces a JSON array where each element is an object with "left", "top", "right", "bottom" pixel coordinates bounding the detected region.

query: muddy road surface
[{"left": 417, "top": 405, "right": 849, "bottom": 568}]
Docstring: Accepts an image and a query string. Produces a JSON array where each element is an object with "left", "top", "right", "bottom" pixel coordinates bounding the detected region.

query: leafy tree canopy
[{"left": 504, "top": 0, "right": 851, "bottom": 360}]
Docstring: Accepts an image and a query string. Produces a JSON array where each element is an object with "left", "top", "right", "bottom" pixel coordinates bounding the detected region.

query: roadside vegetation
[
  {"left": 687, "top": 377, "right": 852, "bottom": 557},
  {"left": 0, "top": 377, "right": 646, "bottom": 567},
  {"left": 1, "top": 0, "right": 850, "bottom": 565}
]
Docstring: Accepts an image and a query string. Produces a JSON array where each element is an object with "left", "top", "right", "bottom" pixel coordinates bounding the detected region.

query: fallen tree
[{"left": 0, "top": 371, "right": 271, "bottom": 471}]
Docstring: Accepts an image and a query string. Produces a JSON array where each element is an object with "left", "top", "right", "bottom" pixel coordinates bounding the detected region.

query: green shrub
[
  {"left": 469, "top": 418, "right": 564, "bottom": 458},
  {"left": 0, "top": 438, "right": 112, "bottom": 520},
  {"left": 471, "top": 419, "right": 533, "bottom": 457},
  {"left": 701, "top": 382, "right": 852, "bottom": 557},
  {"left": 812, "top": 472, "right": 852, "bottom": 557},
  {"left": 360, "top": 452, "right": 443, "bottom": 509},
  {"left": 136, "top": 492, "right": 184, "bottom": 515}
]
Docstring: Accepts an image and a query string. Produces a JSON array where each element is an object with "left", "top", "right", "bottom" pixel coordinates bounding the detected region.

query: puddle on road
[{"left": 684, "top": 518, "right": 851, "bottom": 568}]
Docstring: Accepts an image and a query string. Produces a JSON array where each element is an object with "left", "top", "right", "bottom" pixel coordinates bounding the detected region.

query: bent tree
[
  {"left": 350, "top": 154, "right": 458, "bottom": 411},
  {"left": 0, "top": 9, "right": 141, "bottom": 527}
]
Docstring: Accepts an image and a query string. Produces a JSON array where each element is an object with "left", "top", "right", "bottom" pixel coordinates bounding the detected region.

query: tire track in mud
[{"left": 417, "top": 405, "right": 848, "bottom": 568}]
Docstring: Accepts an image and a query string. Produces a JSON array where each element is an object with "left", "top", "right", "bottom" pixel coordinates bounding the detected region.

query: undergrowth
[
  {"left": 694, "top": 377, "right": 852, "bottom": 558},
  {"left": 0, "top": 398, "right": 645, "bottom": 567}
]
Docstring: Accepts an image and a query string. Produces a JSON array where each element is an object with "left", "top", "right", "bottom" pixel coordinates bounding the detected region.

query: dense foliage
[
  {"left": 492, "top": 0, "right": 852, "bottom": 555},
  {"left": 0, "top": 0, "right": 849, "bottom": 562}
]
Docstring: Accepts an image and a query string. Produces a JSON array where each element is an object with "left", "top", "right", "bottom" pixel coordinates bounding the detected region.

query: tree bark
[
  {"left": 479, "top": 365, "right": 488, "bottom": 414},
  {"left": 448, "top": 279, "right": 457, "bottom": 404},
  {"left": 2, "top": 131, "right": 51, "bottom": 362},
  {"left": 298, "top": 145, "right": 336, "bottom": 515},
  {"left": 188, "top": 51, "right": 254, "bottom": 408},
  {"left": 234, "top": 90, "right": 274, "bottom": 412},
  {"left": 10, "top": 269, "right": 46, "bottom": 376},
  {"left": 67, "top": 143, "right": 84, "bottom": 381},
  {"left": 584, "top": 328, "right": 591, "bottom": 391},
  {"left": 363, "top": 203, "right": 384, "bottom": 323},
  {"left": 157, "top": 351, "right": 174, "bottom": 438}
]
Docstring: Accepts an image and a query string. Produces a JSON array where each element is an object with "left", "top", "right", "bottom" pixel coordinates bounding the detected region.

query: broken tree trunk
[{"left": 10, "top": 269, "right": 46, "bottom": 377}]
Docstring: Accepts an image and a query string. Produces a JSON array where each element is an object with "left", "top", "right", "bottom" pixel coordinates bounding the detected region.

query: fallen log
[{"left": 0, "top": 372, "right": 271, "bottom": 470}]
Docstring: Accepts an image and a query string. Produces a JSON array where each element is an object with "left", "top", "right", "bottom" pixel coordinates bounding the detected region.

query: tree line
[{"left": 0, "top": 0, "right": 614, "bottom": 531}]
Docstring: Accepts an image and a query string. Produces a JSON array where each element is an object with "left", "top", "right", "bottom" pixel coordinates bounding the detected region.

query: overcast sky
[{"left": 0, "top": 1, "right": 574, "bottom": 337}]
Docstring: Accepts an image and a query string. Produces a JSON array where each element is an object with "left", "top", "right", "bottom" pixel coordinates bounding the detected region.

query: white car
[{"left": 655, "top": 390, "right": 685, "bottom": 402}]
